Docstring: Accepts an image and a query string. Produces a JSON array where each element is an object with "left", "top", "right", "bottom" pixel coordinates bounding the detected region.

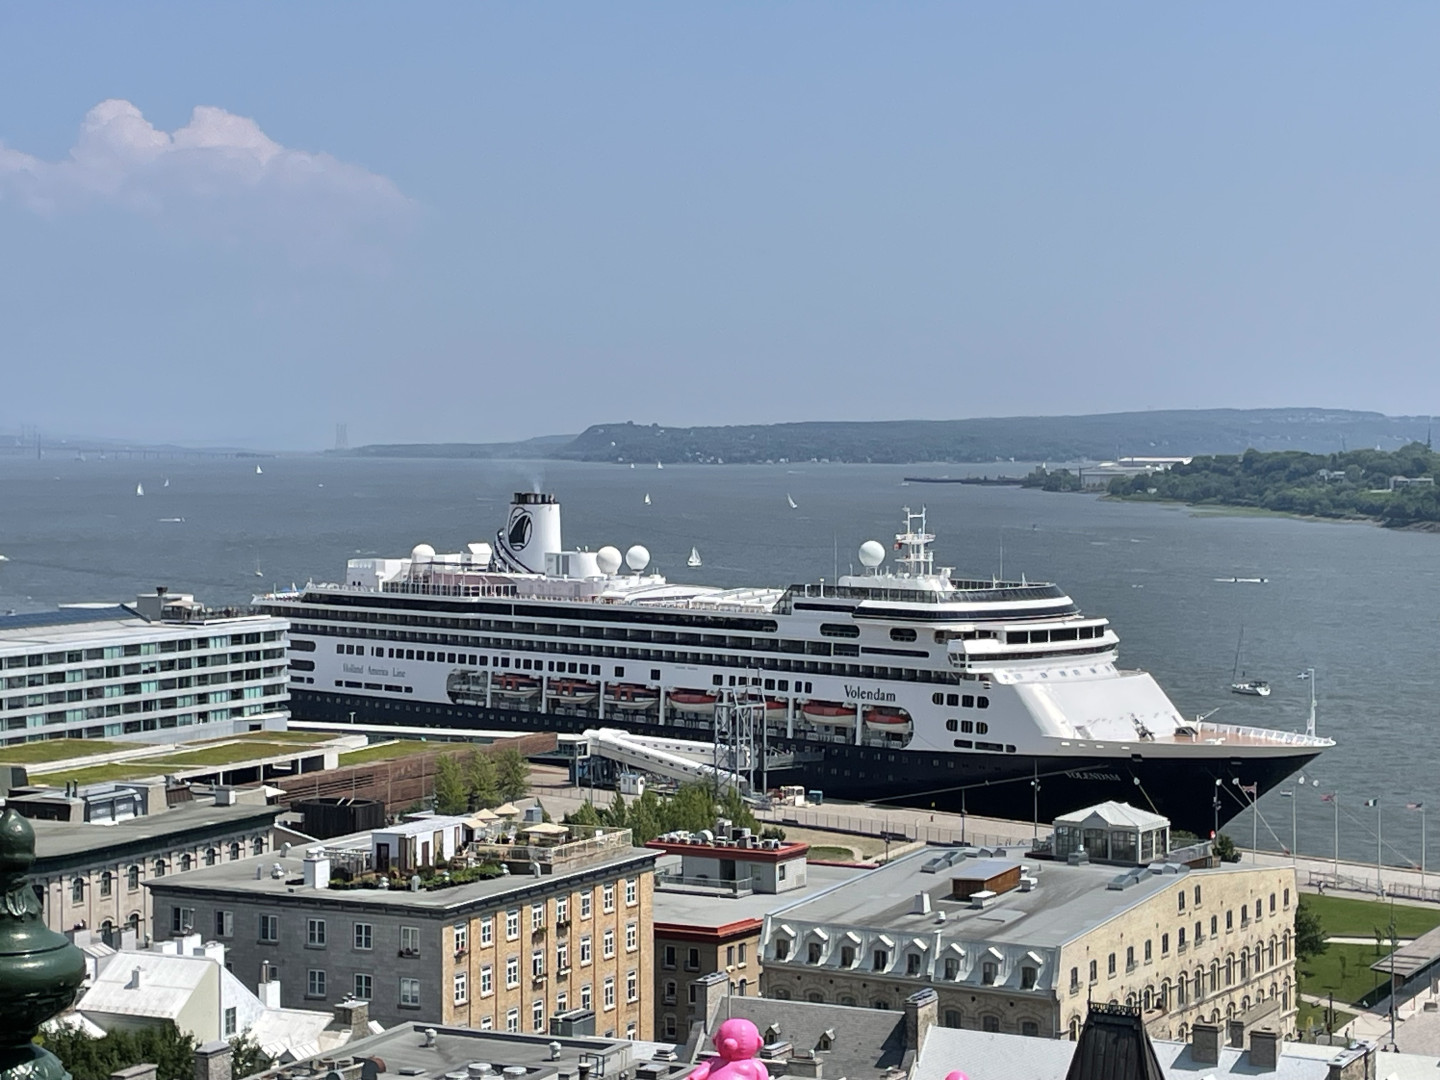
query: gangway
[{"left": 580, "top": 727, "right": 747, "bottom": 792}]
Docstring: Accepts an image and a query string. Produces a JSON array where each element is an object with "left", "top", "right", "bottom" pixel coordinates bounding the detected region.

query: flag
[
  {"left": 1408, "top": 802, "right": 1424, "bottom": 811},
  {"left": 1241, "top": 783, "right": 1258, "bottom": 796},
  {"left": 1320, "top": 793, "right": 1335, "bottom": 802},
  {"left": 1364, "top": 798, "right": 1379, "bottom": 807},
  {"left": 1297, "top": 671, "right": 1312, "bottom": 680}
]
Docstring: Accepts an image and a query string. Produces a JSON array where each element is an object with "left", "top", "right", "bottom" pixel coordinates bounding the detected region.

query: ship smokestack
[{"left": 495, "top": 492, "right": 563, "bottom": 574}]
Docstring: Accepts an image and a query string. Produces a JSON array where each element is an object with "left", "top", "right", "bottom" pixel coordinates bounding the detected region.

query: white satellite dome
[
  {"left": 411, "top": 543, "right": 436, "bottom": 561},
  {"left": 625, "top": 544, "right": 651, "bottom": 572},
  {"left": 595, "top": 546, "right": 623, "bottom": 575},
  {"left": 858, "top": 540, "right": 886, "bottom": 568}
]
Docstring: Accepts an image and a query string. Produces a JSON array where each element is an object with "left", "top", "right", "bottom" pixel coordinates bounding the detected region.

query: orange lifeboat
[
  {"left": 605, "top": 683, "right": 660, "bottom": 710},
  {"left": 863, "top": 707, "right": 912, "bottom": 734},
  {"left": 801, "top": 701, "right": 857, "bottom": 727},
  {"left": 550, "top": 678, "right": 600, "bottom": 705},
  {"left": 668, "top": 690, "right": 718, "bottom": 717},
  {"left": 492, "top": 672, "right": 541, "bottom": 700}
]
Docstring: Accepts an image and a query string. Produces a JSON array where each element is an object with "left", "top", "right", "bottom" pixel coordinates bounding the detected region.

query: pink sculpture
[
  {"left": 945, "top": 1072, "right": 969, "bottom": 1080},
  {"left": 691, "top": 1018, "right": 769, "bottom": 1080}
]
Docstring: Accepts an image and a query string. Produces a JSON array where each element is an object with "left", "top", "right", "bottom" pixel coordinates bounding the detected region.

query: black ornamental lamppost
[{"left": 0, "top": 807, "right": 88, "bottom": 1080}]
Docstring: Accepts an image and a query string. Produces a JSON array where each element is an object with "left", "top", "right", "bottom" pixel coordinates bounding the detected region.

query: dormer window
[
  {"left": 840, "top": 945, "right": 856, "bottom": 968},
  {"left": 816, "top": 1030, "right": 834, "bottom": 1053},
  {"left": 776, "top": 940, "right": 790, "bottom": 960},
  {"left": 808, "top": 942, "right": 823, "bottom": 964},
  {"left": 1021, "top": 966, "right": 1038, "bottom": 990},
  {"left": 906, "top": 953, "right": 923, "bottom": 975},
  {"left": 943, "top": 957, "right": 960, "bottom": 980},
  {"left": 981, "top": 961, "right": 998, "bottom": 985},
  {"left": 873, "top": 949, "right": 889, "bottom": 971}
]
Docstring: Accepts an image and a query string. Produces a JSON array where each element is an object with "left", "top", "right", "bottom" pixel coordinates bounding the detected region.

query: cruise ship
[{"left": 257, "top": 492, "right": 1332, "bottom": 834}]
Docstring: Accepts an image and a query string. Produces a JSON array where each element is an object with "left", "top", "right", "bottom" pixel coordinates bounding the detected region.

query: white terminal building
[{"left": 0, "top": 587, "right": 289, "bottom": 747}]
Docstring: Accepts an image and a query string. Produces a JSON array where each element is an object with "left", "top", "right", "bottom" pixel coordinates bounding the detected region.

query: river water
[{"left": 0, "top": 454, "right": 1433, "bottom": 866}]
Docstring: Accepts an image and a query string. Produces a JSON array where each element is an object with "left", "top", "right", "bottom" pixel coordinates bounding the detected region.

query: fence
[
  {"left": 753, "top": 805, "right": 1035, "bottom": 850},
  {"left": 1307, "top": 869, "right": 1440, "bottom": 905}
]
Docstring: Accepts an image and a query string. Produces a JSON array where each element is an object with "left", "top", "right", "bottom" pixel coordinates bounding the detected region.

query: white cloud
[{"left": 0, "top": 100, "right": 410, "bottom": 253}]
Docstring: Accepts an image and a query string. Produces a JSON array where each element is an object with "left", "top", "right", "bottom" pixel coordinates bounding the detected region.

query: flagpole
[
  {"left": 1377, "top": 800, "right": 1383, "bottom": 897},
  {"left": 1334, "top": 795, "right": 1339, "bottom": 880}
]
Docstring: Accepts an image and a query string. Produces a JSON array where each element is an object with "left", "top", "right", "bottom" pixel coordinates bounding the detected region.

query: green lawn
[
  {"left": 0, "top": 739, "right": 131, "bottom": 763},
  {"left": 1298, "top": 943, "right": 1391, "bottom": 1005},
  {"left": 340, "top": 740, "right": 448, "bottom": 765},
  {"left": 1304, "top": 894, "right": 1440, "bottom": 939},
  {"left": 37, "top": 762, "right": 174, "bottom": 786},
  {"left": 148, "top": 741, "right": 308, "bottom": 767},
  {"left": 808, "top": 844, "right": 862, "bottom": 861}
]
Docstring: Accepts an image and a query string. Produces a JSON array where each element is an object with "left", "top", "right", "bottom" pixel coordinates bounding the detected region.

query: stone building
[
  {"left": 29, "top": 791, "right": 282, "bottom": 941},
  {"left": 758, "top": 804, "right": 1297, "bottom": 1042},
  {"left": 147, "top": 818, "right": 659, "bottom": 1037},
  {"left": 647, "top": 829, "right": 867, "bottom": 1040}
]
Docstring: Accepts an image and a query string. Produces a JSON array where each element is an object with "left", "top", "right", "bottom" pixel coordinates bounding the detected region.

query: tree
[
  {"left": 230, "top": 1034, "right": 273, "bottom": 1079},
  {"left": 466, "top": 748, "right": 499, "bottom": 809},
  {"left": 563, "top": 800, "right": 603, "bottom": 827},
  {"left": 1212, "top": 834, "right": 1240, "bottom": 863},
  {"left": 494, "top": 744, "right": 530, "bottom": 803},
  {"left": 433, "top": 753, "right": 467, "bottom": 814},
  {"left": 44, "top": 1023, "right": 198, "bottom": 1080},
  {"left": 1294, "top": 898, "right": 1328, "bottom": 963}
]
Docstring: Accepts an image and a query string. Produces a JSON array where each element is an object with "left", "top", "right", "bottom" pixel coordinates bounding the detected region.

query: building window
[
  {"left": 1107, "top": 953, "right": 1116, "bottom": 976},
  {"left": 354, "top": 973, "right": 372, "bottom": 1001},
  {"left": 1020, "top": 1020, "right": 1040, "bottom": 1037},
  {"left": 739, "top": 942, "right": 747, "bottom": 964},
  {"left": 1144, "top": 939, "right": 1152, "bottom": 963},
  {"left": 354, "top": 923, "right": 373, "bottom": 950},
  {"left": 982, "top": 961, "right": 998, "bottom": 985},
  {"left": 99, "top": 872, "right": 112, "bottom": 898},
  {"left": 1126, "top": 946, "right": 1134, "bottom": 971},
  {"left": 506, "top": 1008, "right": 519, "bottom": 1034},
  {"left": 603, "top": 883, "right": 615, "bottom": 913},
  {"left": 401, "top": 978, "right": 420, "bottom": 1007},
  {"left": 944, "top": 1009, "right": 962, "bottom": 1028},
  {"left": 506, "top": 955, "right": 519, "bottom": 988},
  {"left": 127, "top": 865, "right": 140, "bottom": 890},
  {"left": 481, "top": 965, "right": 493, "bottom": 996},
  {"left": 626, "top": 877, "right": 638, "bottom": 906},
  {"left": 307, "top": 918, "right": 326, "bottom": 947},
  {"left": 454, "top": 923, "right": 469, "bottom": 954},
  {"left": 215, "top": 910, "right": 233, "bottom": 938},
  {"left": 982, "top": 1016, "right": 1001, "bottom": 1033},
  {"left": 581, "top": 984, "right": 592, "bottom": 1011},
  {"left": 454, "top": 971, "right": 468, "bottom": 1005},
  {"left": 481, "top": 917, "right": 493, "bottom": 947},
  {"left": 532, "top": 999, "right": 545, "bottom": 1033},
  {"left": 307, "top": 969, "right": 326, "bottom": 998},
  {"left": 1022, "top": 966, "right": 1038, "bottom": 989},
  {"left": 663, "top": 945, "right": 677, "bottom": 969},
  {"left": 626, "top": 969, "right": 638, "bottom": 1002},
  {"left": 1161, "top": 934, "right": 1170, "bottom": 956},
  {"left": 506, "top": 909, "right": 520, "bottom": 939},
  {"left": 171, "top": 906, "right": 195, "bottom": 934},
  {"left": 557, "top": 896, "right": 569, "bottom": 923},
  {"left": 1194, "top": 884, "right": 1202, "bottom": 906},
  {"left": 1088, "top": 960, "right": 1097, "bottom": 983},
  {"left": 71, "top": 878, "right": 85, "bottom": 904},
  {"left": 603, "top": 928, "right": 615, "bottom": 959},
  {"left": 809, "top": 942, "right": 824, "bottom": 964},
  {"left": 1069, "top": 967, "right": 1079, "bottom": 991},
  {"left": 581, "top": 936, "right": 593, "bottom": 965},
  {"left": 532, "top": 903, "right": 545, "bottom": 932},
  {"left": 252, "top": 836, "right": 264, "bottom": 856},
  {"left": 205, "top": 848, "right": 218, "bottom": 867},
  {"left": 687, "top": 947, "right": 700, "bottom": 970},
  {"left": 603, "top": 976, "right": 616, "bottom": 1010},
  {"left": 532, "top": 949, "right": 545, "bottom": 979},
  {"left": 581, "top": 892, "right": 593, "bottom": 920},
  {"left": 259, "top": 914, "right": 278, "bottom": 943},
  {"left": 907, "top": 953, "right": 923, "bottom": 975},
  {"left": 664, "top": 980, "right": 677, "bottom": 1004},
  {"left": 224, "top": 1007, "right": 237, "bottom": 1037},
  {"left": 400, "top": 926, "right": 420, "bottom": 956},
  {"left": 776, "top": 940, "right": 790, "bottom": 961},
  {"left": 229, "top": 842, "right": 241, "bottom": 861},
  {"left": 626, "top": 922, "right": 638, "bottom": 952},
  {"left": 1177, "top": 889, "right": 1186, "bottom": 912},
  {"left": 180, "top": 854, "right": 192, "bottom": 872},
  {"left": 873, "top": 950, "right": 888, "bottom": 972},
  {"left": 557, "top": 942, "right": 569, "bottom": 971}
]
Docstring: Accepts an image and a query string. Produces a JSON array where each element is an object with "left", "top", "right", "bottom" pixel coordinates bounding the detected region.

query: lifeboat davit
[
  {"left": 864, "top": 707, "right": 912, "bottom": 734},
  {"left": 668, "top": 690, "right": 718, "bottom": 717},
  {"left": 550, "top": 678, "right": 600, "bottom": 705},
  {"left": 492, "top": 673, "right": 541, "bottom": 700},
  {"left": 801, "top": 701, "right": 857, "bottom": 727},
  {"left": 605, "top": 683, "right": 660, "bottom": 710}
]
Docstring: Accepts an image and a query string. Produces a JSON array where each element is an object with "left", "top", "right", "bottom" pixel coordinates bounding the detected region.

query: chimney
[
  {"left": 909, "top": 893, "right": 931, "bottom": 915},
  {"left": 785, "top": 1051, "right": 823, "bottom": 1079},
  {"left": 1249, "top": 1027, "right": 1280, "bottom": 1071},
  {"left": 130, "top": 966, "right": 143, "bottom": 990},
  {"left": 693, "top": 971, "right": 730, "bottom": 1027},
  {"left": 1191, "top": 1022, "right": 1221, "bottom": 1065},
  {"left": 903, "top": 988, "right": 938, "bottom": 1052},
  {"left": 1227, "top": 1017, "right": 1245, "bottom": 1048},
  {"left": 194, "top": 1040, "right": 233, "bottom": 1080},
  {"left": 334, "top": 997, "right": 370, "bottom": 1040},
  {"left": 259, "top": 978, "right": 281, "bottom": 1009},
  {"left": 303, "top": 849, "right": 331, "bottom": 890}
]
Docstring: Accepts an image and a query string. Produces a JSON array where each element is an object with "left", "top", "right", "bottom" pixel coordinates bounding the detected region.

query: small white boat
[
  {"left": 657, "top": 462, "right": 663, "bottom": 470},
  {"left": 1229, "top": 627, "right": 1270, "bottom": 696},
  {"left": 255, "top": 465, "right": 263, "bottom": 475},
  {"left": 644, "top": 493, "right": 651, "bottom": 505},
  {"left": 135, "top": 483, "right": 144, "bottom": 497},
  {"left": 687, "top": 547, "right": 702, "bottom": 568},
  {"left": 787, "top": 494, "right": 797, "bottom": 509},
  {"left": 163, "top": 477, "right": 170, "bottom": 488},
  {"left": 158, "top": 517, "right": 185, "bottom": 524},
  {"left": 0, "top": 554, "right": 9, "bottom": 562}
]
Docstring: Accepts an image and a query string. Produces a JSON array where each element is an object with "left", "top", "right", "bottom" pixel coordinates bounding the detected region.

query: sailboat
[
  {"left": 687, "top": 547, "right": 702, "bottom": 568},
  {"left": 1229, "top": 628, "right": 1270, "bottom": 697},
  {"left": 657, "top": 462, "right": 663, "bottom": 470},
  {"left": 255, "top": 465, "right": 263, "bottom": 475},
  {"left": 644, "top": 493, "right": 651, "bottom": 506},
  {"left": 135, "top": 482, "right": 144, "bottom": 497},
  {"left": 254, "top": 556, "right": 264, "bottom": 578},
  {"left": 787, "top": 494, "right": 797, "bottom": 509},
  {"left": 163, "top": 477, "right": 170, "bottom": 488}
]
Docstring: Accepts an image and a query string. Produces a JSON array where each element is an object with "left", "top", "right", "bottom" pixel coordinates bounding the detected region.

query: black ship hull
[{"left": 292, "top": 689, "right": 1321, "bottom": 837}]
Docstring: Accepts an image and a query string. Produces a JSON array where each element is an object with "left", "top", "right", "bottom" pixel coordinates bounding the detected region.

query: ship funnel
[{"left": 495, "top": 492, "right": 563, "bottom": 574}]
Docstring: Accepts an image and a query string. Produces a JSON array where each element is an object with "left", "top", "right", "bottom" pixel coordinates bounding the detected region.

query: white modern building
[{"left": 0, "top": 588, "right": 289, "bottom": 748}]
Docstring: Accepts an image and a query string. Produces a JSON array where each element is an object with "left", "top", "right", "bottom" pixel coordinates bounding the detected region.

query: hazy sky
[{"left": 2, "top": 5, "right": 1437, "bottom": 449}]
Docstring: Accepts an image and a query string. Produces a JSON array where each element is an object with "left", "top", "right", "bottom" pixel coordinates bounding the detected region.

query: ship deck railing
[{"left": 1176, "top": 721, "right": 1332, "bottom": 748}]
